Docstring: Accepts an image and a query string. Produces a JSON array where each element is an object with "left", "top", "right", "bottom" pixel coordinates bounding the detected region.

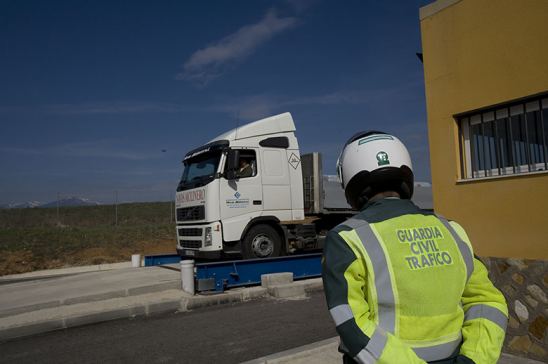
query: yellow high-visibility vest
[{"left": 322, "top": 198, "right": 507, "bottom": 364}]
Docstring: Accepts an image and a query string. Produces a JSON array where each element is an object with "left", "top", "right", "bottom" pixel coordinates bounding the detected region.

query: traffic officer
[{"left": 322, "top": 131, "right": 508, "bottom": 364}]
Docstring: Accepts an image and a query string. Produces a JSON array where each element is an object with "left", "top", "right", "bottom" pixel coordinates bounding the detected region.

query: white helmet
[{"left": 337, "top": 131, "right": 414, "bottom": 209}]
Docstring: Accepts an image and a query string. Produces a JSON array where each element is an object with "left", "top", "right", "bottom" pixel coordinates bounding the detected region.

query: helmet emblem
[{"left": 376, "top": 151, "right": 390, "bottom": 166}]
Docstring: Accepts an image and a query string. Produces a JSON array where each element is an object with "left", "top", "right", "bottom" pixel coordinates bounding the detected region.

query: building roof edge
[{"left": 419, "top": 0, "right": 462, "bottom": 21}]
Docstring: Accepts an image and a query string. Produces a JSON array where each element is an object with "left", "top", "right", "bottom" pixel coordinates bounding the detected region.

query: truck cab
[
  {"left": 175, "top": 112, "right": 433, "bottom": 260},
  {"left": 175, "top": 113, "right": 305, "bottom": 259}
]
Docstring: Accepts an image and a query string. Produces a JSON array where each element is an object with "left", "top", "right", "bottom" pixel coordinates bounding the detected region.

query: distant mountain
[
  {"left": 40, "top": 197, "right": 101, "bottom": 208},
  {"left": 1, "top": 197, "right": 103, "bottom": 209},
  {"left": 0, "top": 201, "right": 42, "bottom": 209}
]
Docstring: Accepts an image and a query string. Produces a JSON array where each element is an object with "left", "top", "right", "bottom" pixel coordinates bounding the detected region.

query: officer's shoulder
[{"left": 331, "top": 215, "right": 369, "bottom": 233}]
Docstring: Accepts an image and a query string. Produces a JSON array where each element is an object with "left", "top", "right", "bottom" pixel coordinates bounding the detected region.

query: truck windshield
[{"left": 177, "top": 151, "right": 222, "bottom": 191}]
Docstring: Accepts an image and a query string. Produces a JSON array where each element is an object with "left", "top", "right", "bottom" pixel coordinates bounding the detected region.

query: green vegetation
[{"left": 0, "top": 202, "right": 177, "bottom": 275}]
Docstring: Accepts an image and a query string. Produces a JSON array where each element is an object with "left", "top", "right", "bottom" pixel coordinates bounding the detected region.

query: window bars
[{"left": 458, "top": 94, "right": 548, "bottom": 179}]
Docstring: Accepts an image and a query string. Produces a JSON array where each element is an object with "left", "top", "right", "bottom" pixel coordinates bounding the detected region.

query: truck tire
[{"left": 242, "top": 224, "right": 281, "bottom": 259}]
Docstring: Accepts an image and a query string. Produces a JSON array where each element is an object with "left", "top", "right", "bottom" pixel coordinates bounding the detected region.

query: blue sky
[{"left": 0, "top": 0, "right": 432, "bottom": 204}]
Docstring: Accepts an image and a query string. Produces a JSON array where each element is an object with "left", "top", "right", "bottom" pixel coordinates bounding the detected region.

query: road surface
[{"left": 0, "top": 291, "right": 337, "bottom": 364}]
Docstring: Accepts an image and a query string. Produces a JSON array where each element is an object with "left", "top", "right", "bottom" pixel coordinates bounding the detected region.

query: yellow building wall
[{"left": 420, "top": 0, "right": 548, "bottom": 259}]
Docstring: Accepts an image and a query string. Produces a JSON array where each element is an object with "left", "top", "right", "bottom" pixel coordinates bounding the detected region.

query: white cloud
[
  {"left": 209, "top": 89, "right": 399, "bottom": 122},
  {"left": 284, "top": 80, "right": 424, "bottom": 107},
  {"left": 211, "top": 94, "right": 279, "bottom": 121},
  {"left": 2, "top": 140, "right": 164, "bottom": 161},
  {"left": 176, "top": 9, "right": 299, "bottom": 85},
  {"left": 209, "top": 91, "right": 374, "bottom": 123},
  {"left": 47, "top": 102, "right": 188, "bottom": 115},
  {"left": 209, "top": 79, "right": 424, "bottom": 120}
]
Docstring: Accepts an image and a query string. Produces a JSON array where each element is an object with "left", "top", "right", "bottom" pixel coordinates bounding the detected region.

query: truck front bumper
[
  {"left": 176, "top": 247, "right": 222, "bottom": 260},
  {"left": 176, "top": 221, "right": 223, "bottom": 259}
]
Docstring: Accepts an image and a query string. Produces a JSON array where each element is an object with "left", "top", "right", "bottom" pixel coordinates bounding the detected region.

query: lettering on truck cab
[{"left": 177, "top": 188, "right": 206, "bottom": 206}]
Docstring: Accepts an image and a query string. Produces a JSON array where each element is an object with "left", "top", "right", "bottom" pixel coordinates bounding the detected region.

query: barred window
[{"left": 458, "top": 95, "right": 548, "bottom": 179}]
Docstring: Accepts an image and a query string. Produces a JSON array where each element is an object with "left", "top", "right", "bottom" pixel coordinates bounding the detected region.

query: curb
[
  {"left": 0, "top": 280, "right": 181, "bottom": 318},
  {"left": 185, "top": 287, "right": 269, "bottom": 310},
  {"left": 241, "top": 337, "right": 339, "bottom": 364},
  {"left": 0, "top": 290, "right": 188, "bottom": 342},
  {"left": 0, "top": 278, "right": 324, "bottom": 343}
]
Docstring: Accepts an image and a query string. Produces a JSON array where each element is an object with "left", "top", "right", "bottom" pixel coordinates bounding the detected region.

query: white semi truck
[{"left": 175, "top": 112, "right": 432, "bottom": 260}]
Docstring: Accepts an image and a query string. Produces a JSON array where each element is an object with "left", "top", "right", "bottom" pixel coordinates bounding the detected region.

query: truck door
[
  {"left": 260, "top": 148, "right": 291, "bottom": 217},
  {"left": 219, "top": 148, "right": 263, "bottom": 242}
]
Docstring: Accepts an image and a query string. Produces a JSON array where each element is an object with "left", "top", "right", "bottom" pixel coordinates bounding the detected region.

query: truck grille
[
  {"left": 176, "top": 206, "right": 205, "bottom": 221},
  {"left": 179, "top": 228, "right": 203, "bottom": 237},
  {"left": 180, "top": 240, "right": 201, "bottom": 249}
]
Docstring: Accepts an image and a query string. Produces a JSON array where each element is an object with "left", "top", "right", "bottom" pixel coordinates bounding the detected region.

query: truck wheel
[{"left": 242, "top": 224, "right": 281, "bottom": 259}]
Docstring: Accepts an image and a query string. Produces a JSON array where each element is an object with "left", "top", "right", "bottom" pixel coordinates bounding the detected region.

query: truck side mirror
[{"left": 225, "top": 149, "right": 240, "bottom": 180}]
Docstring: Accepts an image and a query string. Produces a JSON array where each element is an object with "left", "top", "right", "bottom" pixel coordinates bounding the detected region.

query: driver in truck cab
[
  {"left": 322, "top": 131, "right": 508, "bottom": 364},
  {"left": 238, "top": 157, "right": 253, "bottom": 178}
]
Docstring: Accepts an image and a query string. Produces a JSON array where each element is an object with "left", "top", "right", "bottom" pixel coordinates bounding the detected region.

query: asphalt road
[{"left": 0, "top": 291, "right": 337, "bottom": 364}]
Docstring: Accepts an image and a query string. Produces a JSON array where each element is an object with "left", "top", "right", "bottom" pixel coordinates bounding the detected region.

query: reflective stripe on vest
[
  {"left": 354, "top": 348, "right": 376, "bottom": 364},
  {"left": 465, "top": 304, "right": 508, "bottom": 331},
  {"left": 354, "top": 329, "right": 388, "bottom": 364},
  {"left": 329, "top": 304, "right": 353, "bottom": 326},
  {"left": 412, "top": 334, "right": 462, "bottom": 362},
  {"left": 436, "top": 215, "right": 474, "bottom": 283},
  {"left": 343, "top": 217, "right": 396, "bottom": 333}
]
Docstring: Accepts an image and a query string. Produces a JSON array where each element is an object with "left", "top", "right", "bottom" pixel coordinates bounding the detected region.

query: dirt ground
[{"left": 0, "top": 239, "right": 176, "bottom": 276}]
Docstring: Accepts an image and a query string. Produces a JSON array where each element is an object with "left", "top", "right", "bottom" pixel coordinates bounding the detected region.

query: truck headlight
[{"left": 204, "top": 227, "right": 212, "bottom": 247}]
